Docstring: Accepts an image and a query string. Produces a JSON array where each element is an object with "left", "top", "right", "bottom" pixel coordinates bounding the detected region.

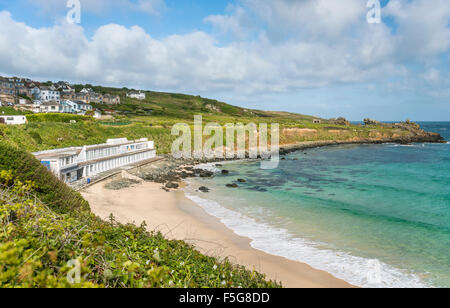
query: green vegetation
[
  {"left": 0, "top": 143, "right": 89, "bottom": 214},
  {"left": 0, "top": 107, "right": 24, "bottom": 116},
  {"left": 0, "top": 121, "right": 176, "bottom": 154},
  {"left": 0, "top": 143, "right": 280, "bottom": 288},
  {"left": 0, "top": 84, "right": 413, "bottom": 155},
  {"left": 26, "top": 113, "right": 93, "bottom": 123}
]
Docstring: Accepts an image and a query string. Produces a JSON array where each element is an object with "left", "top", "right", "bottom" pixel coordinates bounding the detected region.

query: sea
[{"left": 184, "top": 122, "right": 450, "bottom": 288}]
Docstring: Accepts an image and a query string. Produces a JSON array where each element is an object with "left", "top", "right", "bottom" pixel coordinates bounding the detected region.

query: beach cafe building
[{"left": 33, "top": 138, "right": 156, "bottom": 183}]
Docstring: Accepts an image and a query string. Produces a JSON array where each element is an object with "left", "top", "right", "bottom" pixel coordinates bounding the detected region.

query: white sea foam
[
  {"left": 195, "top": 162, "right": 221, "bottom": 173},
  {"left": 184, "top": 191, "right": 430, "bottom": 288}
]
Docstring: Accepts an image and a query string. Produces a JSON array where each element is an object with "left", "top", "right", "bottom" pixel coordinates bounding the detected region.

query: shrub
[
  {"left": 26, "top": 113, "right": 93, "bottom": 123},
  {"left": 0, "top": 142, "right": 89, "bottom": 214},
  {"left": 0, "top": 171, "right": 281, "bottom": 288},
  {"left": 29, "top": 131, "right": 43, "bottom": 144}
]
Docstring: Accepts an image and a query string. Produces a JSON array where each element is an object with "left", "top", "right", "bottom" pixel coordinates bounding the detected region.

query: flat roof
[
  {"left": 79, "top": 148, "right": 156, "bottom": 166},
  {"left": 85, "top": 140, "right": 150, "bottom": 151},
  {"left": 33, "top": 139, "right": 152, "bottom": 159},
  {"left": 35, "top": 150, "right": 81, "bottom": 160}
]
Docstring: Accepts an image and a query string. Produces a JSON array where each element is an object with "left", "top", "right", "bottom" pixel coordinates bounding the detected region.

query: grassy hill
[{"left": 1, "top": 84, "right": 420, "bottom": 154}]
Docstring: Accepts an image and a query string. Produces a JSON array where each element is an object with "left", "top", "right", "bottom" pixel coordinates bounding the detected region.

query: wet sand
[{"left": 81, "top": 180, "right": 353, "bottom": 288}]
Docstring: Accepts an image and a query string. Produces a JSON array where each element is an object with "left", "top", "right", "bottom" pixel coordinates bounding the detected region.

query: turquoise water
[{"left": 185, "top": 122, "right": 450, "bottom": 288}]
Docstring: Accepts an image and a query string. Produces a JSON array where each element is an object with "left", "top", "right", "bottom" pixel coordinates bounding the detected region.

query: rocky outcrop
[
  {"left": 226, "top": 183, "right": 238, "bottom": 188},
  {"left": 199, "top": 186, "right": 210, "bottom": 193},
  {"left": 165, "top": 182, "right": 179, "bottom": 189},
  {"left": 330, "top": 117, "right": 350, "bottom": 126},
  {"left": 364, "top": 118, "right": 381, "bottom": 126}
]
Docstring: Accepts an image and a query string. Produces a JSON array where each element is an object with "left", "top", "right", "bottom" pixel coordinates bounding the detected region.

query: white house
[
  {"left": 93, "top": 110, "right": 102, "bottom": 119},
  {"left": 33, "top": 138, "right": 157, "bottom": 183},
  {"left": 0, "top": 115, "right": 27, "bottom": 125},
  {"left": 40, "top": 101, "right": 60, "bottom": 113},
  {"left": 60, "top": 100, "right": 78, "bottom": 113},
  {"left": 76, "top": 101, "right": 93, "bottom": 112},
  {"left": 127, "top": 91, "right": 146, "bottom": 100},
  {"left": 80, "top": 88, "right": 94, "bottom": 94},
  {"left": 40, "top": 86, "right": 61, "bottom": 103},
  {"left": 29, "top": 86, "right": 41, "bottom": 99}
]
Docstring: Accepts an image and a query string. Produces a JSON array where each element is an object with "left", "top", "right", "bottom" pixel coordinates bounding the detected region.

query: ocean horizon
[{"left": 185, "top": 122, "right": 450, "bottom": 288}]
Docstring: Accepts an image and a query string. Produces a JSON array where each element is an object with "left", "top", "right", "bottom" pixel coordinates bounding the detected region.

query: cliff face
[
  {"left": 396, "top": 131, "right": 445, "bottom": 144},
  {"left": 393, "top": 122, "right": 446, "bottom": 144}
]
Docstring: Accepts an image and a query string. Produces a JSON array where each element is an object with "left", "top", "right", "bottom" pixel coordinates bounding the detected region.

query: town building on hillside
[
  {"left": 89, "top": 93, "right": 103, "bottom": 104},
  {"left": 60, "top": 100, "right": 78, "bottom": 113},
  {"left": 127, "top": 91, "right": 146, "bottom": 100},
  {"left": 28, "top": 86, "right": 41, "bottom": 100},
  {"left": 17, "top": 85, "right": 32, "bottom": 98},
  {"left": 74, "top": 92, "right": 90, "bottom": 103},
  {"left": 93, "top": 110, "right": 102, "bottom": 119},
  {"left": 57, "top": 83, "right": 75, "bottom": 94},
  {"left": 76, "top": 101, "right": 93, "bottom": 113},
  {"left": 40, "top": 101, "right": 61, "bottom": 113},
  {"left": 61, "top": 92, "right": 75, "bottom": 101},
  {"left": 313, "top": 119, "right": 322, "bottom": 124},
  {"left": 0, "top": 115, "right": 27, "bottom": 125},
  {"left": 40, "top": 86, "right": 61, "bottom": 103},
  {"left": 103, "top": 94, "right": 121, "bottom": 105},
  {"left": 0, "top": 77, "right": 14, "bottom": 96},
  {"left": 33, "top": 138, "right": 157, "bottom": 183},
  {"left": 80, "top": 88, "right": 94, "bottom": 94}
]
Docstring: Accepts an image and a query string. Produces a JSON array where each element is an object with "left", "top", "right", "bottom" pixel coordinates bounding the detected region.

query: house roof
[
  {"left": 42, "top": 101, "right": 60, "bottom": 106},
  {"left": 40, "top": 86, "right": 58, "bottom": 91},
  {"left": 34, "top": 149, "right": 81, "bottom": 160}
]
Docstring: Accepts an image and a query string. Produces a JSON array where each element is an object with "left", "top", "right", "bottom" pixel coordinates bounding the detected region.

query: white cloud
[
  {"left": 0, "top": 0, "right": 449, "bottom": 101},
  {"left": 29, "top": 0, "right": 165, "bottom": 16},
  {"left": 385, "top": 0, "right": 450, "bottom": 58}
]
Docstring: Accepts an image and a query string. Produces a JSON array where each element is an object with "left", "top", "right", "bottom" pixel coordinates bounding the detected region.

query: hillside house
[
  {"left": 76, "top": 101, "right": 93, "bottom": 113},
  {"left": 40, "top": 101, "right": 61, "bottom": 113},
  {"left": 127, "top": 91, "right": 146, "bottom": 100},
  {"left": 89, "top": 93, "right": 103, "bottom": 104},
  {"left": 0, "top": 115, "right": 27, "bottom": 125},
  {"left": 0, "top": 77, "right": 14, "bottom": 96},
  {"left": 40, "top": 86, "right": 60, "bottom": 103},
  {"left": 103, "top": 94, "right": 121, "bottom": 105}
]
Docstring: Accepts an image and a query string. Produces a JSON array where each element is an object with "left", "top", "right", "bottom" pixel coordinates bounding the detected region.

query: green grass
[
  {"left": 0, "top": 107, "right": 24, "bottom": 116},
  {"left": 26, "top": 113, "right": 93, "bottom": 123}
]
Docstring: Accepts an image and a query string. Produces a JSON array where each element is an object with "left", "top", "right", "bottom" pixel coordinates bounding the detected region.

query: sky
[{"left": 0, "top": 0, "right": 449, "bottom": 121}]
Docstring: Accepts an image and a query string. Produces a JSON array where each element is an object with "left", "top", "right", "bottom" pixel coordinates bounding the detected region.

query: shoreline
[
  {"left": 81, "top": 179, "right": 354, "bottom": 288},
  {"left": 79, "top": 136, "right": 446, "bottom": 288}
]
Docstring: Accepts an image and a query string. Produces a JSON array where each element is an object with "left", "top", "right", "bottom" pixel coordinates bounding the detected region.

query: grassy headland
[{"left": 1, "top": 86, "right": 444, "bottom": 154}]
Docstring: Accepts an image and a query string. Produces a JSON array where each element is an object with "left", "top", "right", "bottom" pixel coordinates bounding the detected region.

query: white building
[
  {"left": 0, "top": 115, "right": 27, "bottom": 125},
  {"left": 40, "top": 86, "right": 61, "bottom": 103},
  {"left": 33, "top": 138, "right": 157, "bottom": 183},
  {"left": 60, "top": 100, "right": 78, "bottom": 113},
  {"left": 127, "top": 91, "right": 146, "bottom": 100},
  {"left": 77, "top": 101, "right": 93, "bottom": 112},
  {"left": 93, "top": 111, "right": 102, "bottom": 119}
]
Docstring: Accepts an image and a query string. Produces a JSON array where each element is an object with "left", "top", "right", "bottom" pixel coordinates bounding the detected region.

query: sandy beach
[{"left": 81, "top": 179, "right": 353, "bottom": 288}]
